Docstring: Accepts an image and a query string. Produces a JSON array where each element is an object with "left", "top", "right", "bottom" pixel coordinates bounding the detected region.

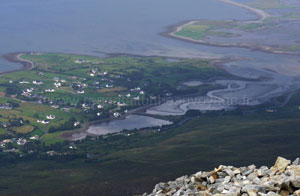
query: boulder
[
  {"left": 267, "top": 192, "right": 281, "bottom": 196},
  {"left": 291, "top": 178, "right": 300, "bottom": 188},
  {"left": 294, "top": 190, "right": 300, "bottom": 196},
  {"left": 272, "top": 157, "right": 291, "bottom": 173},
  {"left": 292, "top": 158, "right": 300, "bottom": 166}
]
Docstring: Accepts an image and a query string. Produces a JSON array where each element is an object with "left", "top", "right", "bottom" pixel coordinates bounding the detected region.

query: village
[
  {"left": 0, "top": 52, "right": 227, "bottom": 157},
  {"left": 0, "top": 53, "right": 193, "bottom": 155}
]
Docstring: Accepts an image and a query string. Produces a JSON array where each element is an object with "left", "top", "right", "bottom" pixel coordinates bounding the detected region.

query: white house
[
  {"left": 74, "top": 122, "right": 80, "bottom": 127},
  {"left": 105, "top": 84, "right": 113, "bottom": 88},
  {"left": 26, "top": 88, "right": 34, "bottom": 93},
  {"left": 54, "top": 82, "right": 61, "bottom": 88},
  {"left": 133, "top": 96, "right": 140, "bottom": 101},
  {"left": 45, "top": 89, "right": 55, "bottom": 93},
  {"left": 19, "top": 81, "right": 30, "bottom": 84},
  {"left": 46, "top": 115, "right": 56, "bottom": 120},
  {"left": 17, "top": 138, "right": 27, "bottom": 146},
  {"left": 74, "top": 59, "right": 87, "bottom": 64},
  {"left": 33, "top": 80, "right": 43, "bottom": 85},
  {"left": 113, "top": 112, "right": 120, "bottom": 118},
  {"left": 30, "top": 135, "right": 39, "bottom": 140},
  {"left": 37, "top": 120, "right": 49, "bottom": 124},
  {"left": 131, "top": 87, "right": 141, "bottom": 91},
  {"left": 117, "top": 102, "right": 126, "bottom": 107},
  {"left": 3, "top": 139, "right": 12, "bottom": 144}
]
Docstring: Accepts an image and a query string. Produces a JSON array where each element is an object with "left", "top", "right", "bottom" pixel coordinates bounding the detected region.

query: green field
[
  {"left": 248, "top": 0, "right": 282, "bottom": 9},
  {"left": 0, "top": 53, "right": 229, "bottom": 144}
]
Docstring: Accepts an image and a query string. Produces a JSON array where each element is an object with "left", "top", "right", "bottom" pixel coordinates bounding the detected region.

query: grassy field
[
  {"left": 248, "top": 0, "right": 282, "bottom": 9},
  {"left": 175, "top": 24, "right": 211, "bottom": 40},
  {"left": 0, "top": 53, "right": 229, "bottom": 144}
]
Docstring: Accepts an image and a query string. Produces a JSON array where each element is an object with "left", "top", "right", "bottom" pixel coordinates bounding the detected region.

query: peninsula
[{"left": 169, "top": 0, "right": 300, "bottom": 55}]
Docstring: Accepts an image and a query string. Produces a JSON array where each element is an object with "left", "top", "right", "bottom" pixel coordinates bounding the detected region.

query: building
[
  {"left": 30, "top": 135, "right": 39, "bottom": 140},
  {"left": 33, "top": 80, "right": 43, "bottom": 85},
  {"left": 46, "top": 115, "right": 56, "bottom": 120},
  {"left": 0, "top": 103, "right": 12, "bottom": 110},
  {"left": 74, "top": 122, "right": 80, "bottom": 127},
  {"left": 45, "top": 89, "right": 55, "bottom": 92},
  {"left": 37, "top": 120, "right": 50, "bottom": 124},
  {"left": 113, "top": 112, "right": 120, "bottom": 118},
  {"left": 54, "top": 82, "right": 62, "bottom": 88},
  {"left": 17, "top": 138, "right": 27, "bottom": 145}
]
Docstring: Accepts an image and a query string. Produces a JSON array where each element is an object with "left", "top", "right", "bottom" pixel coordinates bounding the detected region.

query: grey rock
[
  {"left": 247, "top": 189, "right": 258, "bottom": 196},
  {"left": 291, "top": 178, "right": 300, "bottom": 188},
  {"left": 253, "top": 177, "right": 261, "bottom": 185},
  {"left": 248, "top": 173, "right": 258, "bottom": 181},
  {"left": 224, "top": 176, "right": 231, "bottom": 184},
  {"left": 224, "top": 169, "right": 236, "bottom": 177},
  {"left": 267, "top": 191, "right": 281, "bottom": 196},
  {"left": 272, "top": 157, "right": 291, "bottom": 173},
  {"left": 243, "top": 169, "right": 255, "bottom": 177},
  {"left": 237, "top": 174, "right": 243, "bottom": 180},
  {"left": 294, "top": 190, "right": 300, "bottom": 196},
  {"left": 292, "top": 158, "right": 299, "bottom": 166},
  {"left": 242, "top": 185, "right": 260, "bottom": 193}
]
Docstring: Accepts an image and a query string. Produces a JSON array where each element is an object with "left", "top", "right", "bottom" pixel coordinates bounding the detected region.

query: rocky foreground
[{"left": 140, "top": 157, "right": 300, "bottom": 196}]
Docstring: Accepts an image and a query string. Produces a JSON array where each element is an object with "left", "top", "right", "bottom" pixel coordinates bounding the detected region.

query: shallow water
[
  {"left": 182, "top": 81, "right": 204, "bottom": 87},
  {"left": 86, "top": 115, "right": 172, "bottom": 135}
]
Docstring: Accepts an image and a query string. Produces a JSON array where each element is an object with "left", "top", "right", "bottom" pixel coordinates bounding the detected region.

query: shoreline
[
  {"left": 218, "top": 0, "right": 270, "bottom": 22},
  {"left": 2, "top": 52, "right": 35, "bottom": 75},
  {"left": 165, "top": 0, "right": 300, "bottom": 57}
]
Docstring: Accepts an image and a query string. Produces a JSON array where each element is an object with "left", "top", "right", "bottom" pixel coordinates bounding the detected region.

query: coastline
[
  {"left": 165, "top": 0, "right": 300, "bottom": 56},
  {"left": 218, "top": 0, "right": 270, "bottom": 22},
  {"left": 2, "top": 52, "right": 35, "bottom": 75}
]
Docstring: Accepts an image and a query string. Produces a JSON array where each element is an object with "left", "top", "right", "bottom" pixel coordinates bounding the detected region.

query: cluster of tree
[
  {"left": 8, "top": 118, "right": 25, "bottom": 127},
  {"left": 185, "top": 110, "right": 202, "bottom": 117},
  {"left": 5, "top": 85, "right": 22, "bottom": 95},
  {"left": 7, "top": 101, "right": 20, "bottom": 108},
  {"left": 48, "top": 117, "right": 78, "bottom": 133}
]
